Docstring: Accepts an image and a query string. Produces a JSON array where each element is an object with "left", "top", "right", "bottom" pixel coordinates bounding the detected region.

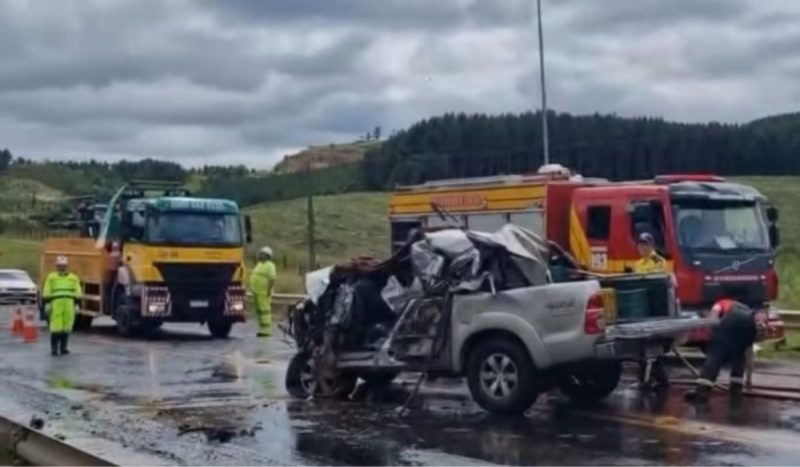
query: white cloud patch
[{"left": 0, "top": 0, "right": 797, "bottom": 167}]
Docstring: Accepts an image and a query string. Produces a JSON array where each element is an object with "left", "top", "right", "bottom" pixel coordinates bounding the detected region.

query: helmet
[
  {"left": 637, "top": 232, "right": 655, "bottom": 246},
  {"left": 259, "top": 246, "right": 273, "bottom": 258},
  {"left": 55, "top": 256, "right": 69, "bottom": 266}
]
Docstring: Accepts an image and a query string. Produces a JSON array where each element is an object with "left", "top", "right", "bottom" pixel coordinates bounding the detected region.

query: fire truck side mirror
[
  {"left": 766, "top": 206, "right": 779, "bottom": 223},
  {"left": 244, "top": 215, "right": 253, "bottom": 244}
]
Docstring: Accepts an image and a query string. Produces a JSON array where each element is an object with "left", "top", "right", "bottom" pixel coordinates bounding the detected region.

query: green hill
[
  {"left": 0, "top": 176, "right": 63, "bottom": 214},
  {"left": 2, "top": 177, "right": 800, "bottom": 306}
]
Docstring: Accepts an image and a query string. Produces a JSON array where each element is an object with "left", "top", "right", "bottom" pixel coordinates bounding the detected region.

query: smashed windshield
[
  {"left": 672, "top": 200, "right": 768, "bottom": 251},
  {"left": 145, "top": 212, "right": 242, "bottom": 246}
]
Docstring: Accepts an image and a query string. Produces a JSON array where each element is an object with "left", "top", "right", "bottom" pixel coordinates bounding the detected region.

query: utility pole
[
  {"left": 306, "top": 162, "right": 316, "bottom": 271},
  {"left": 536, "top": 0, "right": 550, "bottom": 166}
]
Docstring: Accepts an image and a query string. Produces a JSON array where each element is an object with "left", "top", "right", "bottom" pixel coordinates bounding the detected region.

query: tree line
[
  {"left": 361, "top": 111, "right": 800, "bottom": 189},
  {"left": 2, "top": 110, "right": 800, "bottom": 207}
]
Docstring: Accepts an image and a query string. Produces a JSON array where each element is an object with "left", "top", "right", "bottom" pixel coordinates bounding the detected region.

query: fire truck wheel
[
  {"left": 558, "top": 360, "right": 622, "bottom": 404},
  {"left": 208, "top": 320, "right": 233, "bottom": 338}
]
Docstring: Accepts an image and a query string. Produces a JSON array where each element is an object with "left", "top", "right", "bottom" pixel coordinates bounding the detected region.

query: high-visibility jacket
[
  {"left": 249, "top": 260, "right": 276, "bottom": 311},
  {"left": 634, "top": 251, "right": 667, "bottom": 274},
  {"left": 43, "top": 272, "right": 83, "bottom": 333}
]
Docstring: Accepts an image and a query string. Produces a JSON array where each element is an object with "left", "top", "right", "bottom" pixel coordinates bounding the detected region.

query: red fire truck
[{"left": 389, "top": 167, "right": 785, "bottom": 348}]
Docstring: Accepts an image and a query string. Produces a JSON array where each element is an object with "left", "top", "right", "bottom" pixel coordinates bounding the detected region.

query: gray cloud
[{"left": 0, "top": 0, "right": 797, "bottom": 167}]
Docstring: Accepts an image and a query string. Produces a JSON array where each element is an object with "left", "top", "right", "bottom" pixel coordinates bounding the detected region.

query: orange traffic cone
[
  {"left": 11, "top": 308, "right": 24, "bottom": 336},
  {"left": 22, "top": 310, "right": 38, "bottom": 343}
]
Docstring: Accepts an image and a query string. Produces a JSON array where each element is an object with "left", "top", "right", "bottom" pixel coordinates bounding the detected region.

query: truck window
[
  {"left": 587, "top": 206, "right": 611, "bottom": 240},
  {"left": 630, "top": 202, "right": 666, "bottom": 250}
]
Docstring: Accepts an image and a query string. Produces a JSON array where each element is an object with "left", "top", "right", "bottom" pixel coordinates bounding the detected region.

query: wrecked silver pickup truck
[{"left": 285, "top": 225, "right": 715, "bottom": 415}]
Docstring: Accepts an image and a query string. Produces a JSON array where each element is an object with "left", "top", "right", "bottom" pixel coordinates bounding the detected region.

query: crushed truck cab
[{"left": 40, "top": 181, "right": 252, "bottom": 338}]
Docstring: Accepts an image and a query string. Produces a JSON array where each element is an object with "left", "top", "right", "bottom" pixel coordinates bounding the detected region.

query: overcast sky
[{"left": 1, "top": 0, "right": 797, "bottom": 168}]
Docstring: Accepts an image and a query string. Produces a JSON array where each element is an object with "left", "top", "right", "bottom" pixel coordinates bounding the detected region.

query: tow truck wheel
[
  {"left": 285, "top": 352, "right": 356, "bottom": 400},
  {"left": 73, "top": 315, "right": 94, "bottom": 332},
  {"left": 113, "top": 289, "right": 138, "bottom": 337},
  {"left": 558, "top": 360, "right": 622, "bottom": 404},
  {"left": 208, "top": 320, "right": 233, "bottom": 339},
  {"left": 466, "top": 337, "right": 538, "bottom": 415}
]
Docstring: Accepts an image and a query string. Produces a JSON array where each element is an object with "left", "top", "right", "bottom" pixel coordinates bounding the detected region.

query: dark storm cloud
[{"left": 0, "top": 0, "right": 797, "bottom": 167}]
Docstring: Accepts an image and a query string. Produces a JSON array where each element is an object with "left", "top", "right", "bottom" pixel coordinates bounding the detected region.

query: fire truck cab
[{"left": 389, "top": 168, "right": 784, "bottom": 348}]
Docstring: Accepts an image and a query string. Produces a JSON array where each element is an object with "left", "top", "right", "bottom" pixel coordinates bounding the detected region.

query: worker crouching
[
  {"left": 42, "top": 256, "right": 83, "bottom": 356},
  {"left": 685, "top": 299, "right": 761, "bottom": 403}
]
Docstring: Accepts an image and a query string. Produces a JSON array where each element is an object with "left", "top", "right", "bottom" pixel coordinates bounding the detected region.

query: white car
[{"left": 0, "top": 269, "right": 38, "bottom": 306}]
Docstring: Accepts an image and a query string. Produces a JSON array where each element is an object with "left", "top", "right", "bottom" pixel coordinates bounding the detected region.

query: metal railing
[{"left": 779, "top": 310, "right": 800, "bottom": 331}]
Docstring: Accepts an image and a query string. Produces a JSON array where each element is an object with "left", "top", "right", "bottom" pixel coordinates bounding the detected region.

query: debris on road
[{"left": 28, "top": 416, "right": 44, "bottom": 430}]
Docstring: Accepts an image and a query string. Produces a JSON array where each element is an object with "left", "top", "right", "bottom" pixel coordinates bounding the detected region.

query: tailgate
[{"left": 607, "top": 317, "right": 718, "bottom": 340}]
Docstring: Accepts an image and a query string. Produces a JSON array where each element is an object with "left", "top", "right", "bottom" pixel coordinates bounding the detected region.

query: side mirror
[
  {"left": 769, "top": 224, "right": 780, "bottom": 249},
  {"left": 244, "top": 215, "right": 253, "bottom": 244},
  {"left": 767, "top": 206, "right": 779, "bottom": 223}
]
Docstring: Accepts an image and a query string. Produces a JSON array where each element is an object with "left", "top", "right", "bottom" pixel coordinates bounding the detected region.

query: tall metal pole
[
  {"left": 306, "top": 162, "right": 316, "bottom": 271},
  {"left": 536, "top": 0, "right": 550, "bottom": 166}
]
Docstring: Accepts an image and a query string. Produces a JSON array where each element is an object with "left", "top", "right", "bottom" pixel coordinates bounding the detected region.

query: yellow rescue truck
[{"left": 40, "top": 181, "right": 252, "bottom": 337}]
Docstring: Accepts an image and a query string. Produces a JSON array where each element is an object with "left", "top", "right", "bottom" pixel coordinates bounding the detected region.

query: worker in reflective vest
[
  {"left": 249, "top": 246, "right": 277, "bottom": 337},
  {"left": 685, "top": 299, "right": 762, "bottom": 403},
  {"left": 42, "top": 256, "right": 83, "bottom": 356},
  {"left": 634, "top": 232, "right": 670, "bottom": 389}
]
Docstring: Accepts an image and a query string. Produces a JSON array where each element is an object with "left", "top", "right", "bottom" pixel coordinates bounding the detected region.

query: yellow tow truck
[{"left": 40, "top": 181, "right": 252, "bottom": 337}]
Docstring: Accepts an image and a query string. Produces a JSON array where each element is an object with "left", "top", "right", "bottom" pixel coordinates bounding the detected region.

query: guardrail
[
  {"left": 779, "top": 310, "right": 800, "bottom": 331},
  {"left": 0, "top": 413, "right": 112, "bottom": 466}
]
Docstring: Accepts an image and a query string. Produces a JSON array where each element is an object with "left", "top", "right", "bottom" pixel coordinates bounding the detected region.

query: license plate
[{"left": 190, "top": 300, "right": 209, "bottom": 308}]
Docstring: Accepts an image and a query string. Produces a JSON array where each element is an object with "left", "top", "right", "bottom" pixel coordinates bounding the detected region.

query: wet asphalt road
[{"left": 0, "top": 315, "right": 799, "bottom": 465}]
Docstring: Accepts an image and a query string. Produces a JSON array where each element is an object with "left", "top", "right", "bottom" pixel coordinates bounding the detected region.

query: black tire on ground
[
  {"left": 362, "top": 371, "right": 399, "bottom": 388},
  {"left": 466, "top": 337, "right": 538, "bottom": 415},
  {"left": 558, "top": 360, "right": 622, "bottom": 403},
  {"left": 208, "top": 320, "right": 233, "bottom": 339},
  {"left": 113, "top": 288, "right": 139, "bottom": 337},
  {"left": 285, "top": 352, "right": 357, "bottom": 400},
  {"left": 73, "top": 315, "right": 94, "bottom": 332}
]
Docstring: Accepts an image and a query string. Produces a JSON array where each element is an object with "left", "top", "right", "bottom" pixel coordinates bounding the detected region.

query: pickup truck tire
[
  {"left": 558, "top": 361, "right": 622, "bottom": 403},
  {"left": 466, "top": 338, "right": 538, "bottom": 415},
  {"left": 286, "top": 352, "right": 356, "bottom": 400},
  {"left": 208, "top": 320, "right": 233, "bottom": 339}
]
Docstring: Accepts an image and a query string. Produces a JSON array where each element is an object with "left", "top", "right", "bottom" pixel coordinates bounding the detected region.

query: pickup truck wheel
[
  {"left": 558, "top": 361, "right": 622, "bottom": 403},
  {"left": 208, "top": 321, "right": 233, "bottom": 339},
  {"left": 285, "top": 352, "right": 357, "bottom": 400},
  {"left": 467, "top": 338, "right": 538, "bottom": 415}
]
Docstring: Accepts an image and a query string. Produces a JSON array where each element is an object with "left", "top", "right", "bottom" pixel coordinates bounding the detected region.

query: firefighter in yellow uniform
[
  {"left": 43, "top": 256, "right": 83, "bottom": 356},
  {"left": 249, "top": 246, "right": 277, "bottom": 337},
  {"left": 634, "top": 232, "right": 666, "bottom": 273},
  {"left": 633, "top": 233, "right": 669, "bottom": 389}
]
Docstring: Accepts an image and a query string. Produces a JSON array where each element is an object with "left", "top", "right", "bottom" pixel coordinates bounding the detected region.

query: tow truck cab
[{"left": 567, "top": 175, "right": 783, "bottom": 344}]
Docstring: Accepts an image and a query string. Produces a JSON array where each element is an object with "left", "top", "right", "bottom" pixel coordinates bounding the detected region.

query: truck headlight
[
  {"left": 147, "top": 303, "right": 166, "bottom": 314},
  {"left": 230, "top": 301, "right": 245, "bottom": 312}
]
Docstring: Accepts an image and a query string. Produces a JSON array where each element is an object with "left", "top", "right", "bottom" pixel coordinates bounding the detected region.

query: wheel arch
[{"left": 459, "top": 328, "right": 537, "bottom": 375}]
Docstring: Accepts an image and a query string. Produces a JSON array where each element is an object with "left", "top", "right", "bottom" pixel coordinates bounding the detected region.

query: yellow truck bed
[{"left": 40, "top": 237, "right": 111, "bottom": 315}]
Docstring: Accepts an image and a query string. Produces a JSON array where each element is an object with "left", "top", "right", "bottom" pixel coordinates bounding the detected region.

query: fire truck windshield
[
  {"left": 145, "top": 212, "right": 242, "bottom": 246},
  {"left": 672, "top": 200, "right": 769, "bottom": 252}
]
